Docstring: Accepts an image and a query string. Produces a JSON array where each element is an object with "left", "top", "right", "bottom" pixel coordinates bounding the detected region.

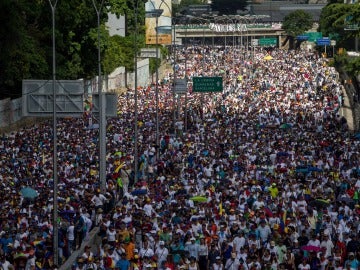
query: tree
[
  {"left": 0, "top": 0, "right": 146, "bottom": 99},
  {"left": 282, "top": 10, "right": 313, "bottom": 49},
  {"left": 211, "top": 0, "right": 248, "bottom": 15},
  {"left": 319, "top": 3, "right": 360, "bottom": 49},
  {"left": 0, "top": 0, "right": 48, "bottom": 99},
  {"left": 0, "top": 0, "right": 105, "bottom": 98}
]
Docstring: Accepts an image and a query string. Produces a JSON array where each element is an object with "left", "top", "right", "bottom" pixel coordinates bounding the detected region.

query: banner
[{"left": 145, "top": 0, "right": 172, "bottom": 45}]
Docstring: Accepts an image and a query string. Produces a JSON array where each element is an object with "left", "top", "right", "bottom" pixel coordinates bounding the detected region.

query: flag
[
  {"left": 117, "top": 177, "right": 123, "bottom": 188},
  {"left": 219, "top": 202, "right": 223, "bottom": 216},
  {"left": 90, "top": 168, "right": 97, "bottom": 176},
  {"left": 115, "top": 162, "right": 125, "bottom": 173},
  {"left": 279, "top": 211, "right": 286, "bottom": 233}
]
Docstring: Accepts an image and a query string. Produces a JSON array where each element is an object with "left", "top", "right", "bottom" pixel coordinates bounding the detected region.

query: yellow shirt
[{"left": 268, "top": 186, "right": 279, "bottom": 198}]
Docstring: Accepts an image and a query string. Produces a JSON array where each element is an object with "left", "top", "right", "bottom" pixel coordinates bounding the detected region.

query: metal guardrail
[{"left": 59, "top": 227, "right": 100, "bottom": 270}]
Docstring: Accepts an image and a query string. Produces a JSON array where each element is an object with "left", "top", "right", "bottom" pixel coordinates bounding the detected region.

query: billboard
[{"left": 145, "top": 0, "right": 172, "bottom": 45}]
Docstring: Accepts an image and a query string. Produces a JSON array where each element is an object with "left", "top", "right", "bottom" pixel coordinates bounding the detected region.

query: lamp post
[
  {"left": 184, "top": 17, "right": 189, "bottom": 133},
  {"left": 186, "top": 15, "right": 211, "bottom": 119},
  {"left": 91, "top": 0, "right": 106, "bottom": 194},
  {"left": 47, "top": 0, "right": 59, "bottom": 266},
  {"left": 133, "top": 0, "right": 140, "bottom": 183},
  {"left": 149, "top": 0, "right": 173, "bottom": 135},
  {"left": 145, "top": 5, "right": 163, "bottom": 160}
]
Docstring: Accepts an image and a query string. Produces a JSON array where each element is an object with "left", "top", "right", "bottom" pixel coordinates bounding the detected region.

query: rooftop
[{"left": 250, "top": 2, "right": 326, "bottom": 22}]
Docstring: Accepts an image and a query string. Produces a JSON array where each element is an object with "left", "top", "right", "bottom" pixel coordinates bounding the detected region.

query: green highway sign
[
  {"left": 304, "top": 32, "right": 322, "bottom": 42},
  {"left": 192, "top": 77, "right": 223, "bottom": 93},
  {"left": 259, "top": 37, "right": 277, "bottom": 46}
]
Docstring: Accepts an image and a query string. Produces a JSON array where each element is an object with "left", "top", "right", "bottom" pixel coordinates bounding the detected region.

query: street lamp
[
  {"left": 47, "top": 0, "right": 59, "bottom": 266},
  {"left": 145, "top": 5, "right": 163, "bottom": 160},
  {"left": 186, "top": 15, "right": 211, "bottom": 119},
  {"left": 91, "top": 0, "right": 106, "bottom": 194},
  {"left": 146, "top": 0, "right": 174, "bottom": 135},
  {"left": 133, "top": 0, "right": 141, "bottom": 183}
]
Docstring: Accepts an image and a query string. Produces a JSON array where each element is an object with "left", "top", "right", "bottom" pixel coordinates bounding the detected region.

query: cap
[
  {"left": 190, "top": 237, "right": 196, "bottom": 241},
  {"left": 216, "top": 256, "right": 221, "bottom": 260},
  {"left": 159, "top": 241, "right": 165, "bottom": 245},
  {"left": 349, "top": 252, "right": 354, "bottom": 256},
  {"left": 270, "top": 241, "right": 275, "bottom": 246}
]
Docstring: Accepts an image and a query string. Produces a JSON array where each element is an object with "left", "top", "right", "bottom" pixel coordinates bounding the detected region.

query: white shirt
[
  {"left": 107, "top": 229, "right": 117, "bottom": 242},
  {"left": 139, "top": 247, "right": 154, "bottom": 258},
  {"left": 155, "top": 246, "right": 169, "bottom": 264},
  {"left": 67, "top": 225, "right": 75, "bottom": 241},
  {"left": 143, "top": 203, "right": 155, "bottom": 217},
  {"left": 0, "top": 260, "right": 12, "bottom": 270},
  {"left": 298, "top": 263, "right": 310, "bottom": 270}
]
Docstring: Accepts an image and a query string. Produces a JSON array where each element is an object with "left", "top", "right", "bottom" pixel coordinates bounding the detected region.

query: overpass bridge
[{"left": 174, "top": 23, "right": 286, "bottom": 48}]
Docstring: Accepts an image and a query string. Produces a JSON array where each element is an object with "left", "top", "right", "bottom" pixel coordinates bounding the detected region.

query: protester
[{"left": 0, "top": 45, "right": 359, "bottom": 270}]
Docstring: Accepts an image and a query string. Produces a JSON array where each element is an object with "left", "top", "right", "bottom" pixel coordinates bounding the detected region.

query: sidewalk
[{"left": 340, "top": 85, "right": 355, "bottom": 131}]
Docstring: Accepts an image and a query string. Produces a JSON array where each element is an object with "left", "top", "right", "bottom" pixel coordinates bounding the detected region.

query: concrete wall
[
  {"left": 338, "top": 68, "right": 360, "bottom": 131},
  {"left": 107, "top": 59, "right": 150, "bottom": 91},
  {"left": 0, "top": 97, "right": 23, "bottom": 129},
  {"left": 59, "top": 227, "right": 100, "bottom": 270}
]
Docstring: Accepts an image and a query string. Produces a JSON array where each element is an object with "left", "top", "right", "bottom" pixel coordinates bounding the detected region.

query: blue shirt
[{"left": 115, "top": 258, "right": 130, "bottom": 270}]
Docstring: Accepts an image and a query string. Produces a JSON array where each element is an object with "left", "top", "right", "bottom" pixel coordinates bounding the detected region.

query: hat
[
  {"left": 348, "top": 252, "right": 354, "bottom": 256},
  {"left": 190, "top": 237, "right": 196, "bottom": 241},
  {"left": 97, "top": 208, "right": 103, "bottom": 213},
  {"left": 216, "top": 256, "right": 221, "bottom": 260},
  {"left": 231, "top": 253, "right": 236, "bottom": 258},
  {"left": 159, "top": 241, "right": 165, "bottom": 245},
  {"left": 270, "top": 241, "right": 275, "bottom": 246}
]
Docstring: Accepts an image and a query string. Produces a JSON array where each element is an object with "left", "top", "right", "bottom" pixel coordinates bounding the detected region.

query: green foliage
[
  {"left": 319, "top": 3, "right": 360, "bottom": 49},
  {"left": 211, "top": 0, "right": 247, "bottom": 15},
  {"left": 0, "top": 0, "right": 149, "bottom": 99},
  {"left": 282, "top": 10, "right": 313, "bottom": 50},
  {"left": 336, "top": 53, "right": 360, "bottom": 77},
  {"left": 0, "top": 0, "right": 48, "bottom": 98},
  {"left": 282, "top": 10, "right": 313, "bottom": 38},
  {"left": 346, "top": 58, "right": 360, "bottom": 76},
  {"left": 149, "top": 58, "right": 161, "bottom": 77}
]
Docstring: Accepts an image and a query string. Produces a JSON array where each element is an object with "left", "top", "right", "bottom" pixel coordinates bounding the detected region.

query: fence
[{"left": 0, "top": 59, "right": 150, "bottom": 131}]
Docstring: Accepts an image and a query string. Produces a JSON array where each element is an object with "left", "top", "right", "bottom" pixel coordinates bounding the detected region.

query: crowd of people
[{"left": 0, "top": 45, "right": 359, "bottom": 270}]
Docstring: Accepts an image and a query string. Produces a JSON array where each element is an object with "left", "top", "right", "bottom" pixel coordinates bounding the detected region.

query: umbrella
[
  {"left": 189, "top": 196, "right": 208, "bottom": 203},
  {"left": 319, "top": 141, "right": 330, "bottom": 147},
  {"left": 256, "top": 124, "right": 265, "bottom": 129},
  {"left": 280, "top": 123, "right": 292, "bottom": 129},
  {"left": 264, "top": 55, "right": 273, "bottom": 61},
  {"left": 277, "top": 152, "right": 289, "bottom": 157},
  {"left": 309, "top": 198, "right": 330, "bottom": 208},
  {"left": 263, "top": 207, "right": 273, "bottom": 217},
  {"left": 337, "top": 196, "right": 353, "bottom": 204},
  {"left": 131, "top": 189, "right": 148, "bottom": 196},
  {"left": 307, "top": 166, "right": 323, "bottom": 172},
  {"left": 301, "top": 245, "right": 321, "bottom": 252},
  {"left": 20, "top": 187, "right": 38, "bottom": 199},
  {"left": 296, "top": 166, "right": 309, "bottom": 174}
]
